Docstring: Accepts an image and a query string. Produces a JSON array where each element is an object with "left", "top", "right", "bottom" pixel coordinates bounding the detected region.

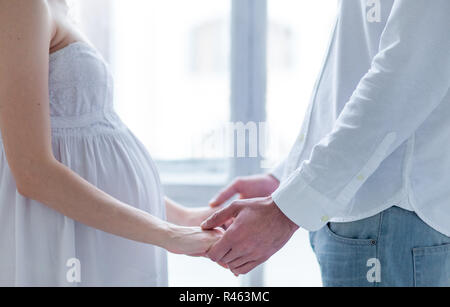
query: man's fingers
[
  {"left": 201, "top": 203, "right": 241, "bottom": 230},
  {"left": 206, "top": 234, "right": 232, "bottom": 263},
  {"left": 221, "top": 248, "right": 248, "bottom": 265},
  {"left": 231, "top": 261, "right": 261, "bottom": 276},
  {"left": 188, "top": 253, "right": 206, "bottom": 257},
  {"left": 217, "top": 261, "right": 229, "bottom": 269},
  {"left": 227, "top": 256, "right": 251, "bottom": 270},
  {"left": 209, "top": 179, "right": 242, "bottom": 207},
  {"left": 223, "top": 218, "right": 234, "bottom": 230}
]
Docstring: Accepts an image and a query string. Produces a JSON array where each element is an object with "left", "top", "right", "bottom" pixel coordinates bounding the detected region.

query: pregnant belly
[{"left": 0, "top": 122, "right": 167, "bottom": 286}]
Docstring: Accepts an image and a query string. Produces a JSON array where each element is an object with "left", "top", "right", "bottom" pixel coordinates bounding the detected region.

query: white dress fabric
[{"left": 0, "top": 42, "right": 168, "bottom": 286}]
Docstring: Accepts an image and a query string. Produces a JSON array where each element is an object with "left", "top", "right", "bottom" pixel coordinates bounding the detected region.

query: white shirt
[{"left": 271, "top": 0, "right": 450, "bottom": 236}]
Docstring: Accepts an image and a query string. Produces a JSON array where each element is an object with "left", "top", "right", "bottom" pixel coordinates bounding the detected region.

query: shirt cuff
[{"left": 271, "top": 169, "right": 339, "bottom": 232}]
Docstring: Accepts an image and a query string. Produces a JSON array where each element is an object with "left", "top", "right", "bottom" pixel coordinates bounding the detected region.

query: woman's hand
[{"left": 164, "top": 225, "right": 224, "bottom": 257}]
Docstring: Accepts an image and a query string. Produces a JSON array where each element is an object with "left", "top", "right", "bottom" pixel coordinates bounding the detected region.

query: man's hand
[
  {"left": 184, "top": 206, "right": 228, "bottom": 228},
  {"left": 209, "top": 174, "right": 280, "bottom": 208},
  {"left": 201, "top": 197, "right": 299, "bottom": 275}
]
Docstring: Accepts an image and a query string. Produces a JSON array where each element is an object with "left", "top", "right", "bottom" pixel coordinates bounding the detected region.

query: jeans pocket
[
  {"left": 413, "top": 243, "right": 450, "bottom": 287},
  {"left": 325, "top": 222, "right": 378, "bottom": 246},
  {"left": 313, "top": 222, "right": 379, "bottom": 287}
]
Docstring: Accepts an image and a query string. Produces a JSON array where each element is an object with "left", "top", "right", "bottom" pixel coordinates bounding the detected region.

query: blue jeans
[{"left": 310, "top": 206, "right": 450, "bottom": 287}]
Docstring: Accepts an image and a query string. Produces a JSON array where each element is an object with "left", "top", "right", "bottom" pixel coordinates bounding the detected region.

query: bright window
[{"left": 112, "top": 0, "right": 231, "bottom": 185}]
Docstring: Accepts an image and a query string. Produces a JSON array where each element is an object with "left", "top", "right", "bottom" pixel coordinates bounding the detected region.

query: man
[{"left": 202, "top": 0, "right": 450, "bottom": 287}]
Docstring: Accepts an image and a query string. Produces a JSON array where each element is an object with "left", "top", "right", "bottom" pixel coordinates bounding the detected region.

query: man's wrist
[
  {"left": 271, "top": 200, "right": 300, "bottom": 232},
  {"left": 268, "top": 173, "right": 280, "bottom": 184},
  {"left": 271, "top": 170, "right": 337, "bottom": 232}
]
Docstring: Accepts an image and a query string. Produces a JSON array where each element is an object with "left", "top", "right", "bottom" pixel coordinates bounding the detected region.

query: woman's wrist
[
  {"left": 156, "top": 222, "right": 185, "bottom": 252},
  {"left": 156, "top": 223, "right": 223, "bottom": 256},
  {"left": 159, "top": 223, "right": 197, "bottom": 255},
  {"left": 146, "top": 219, "right": 174, "bottom": 250}
]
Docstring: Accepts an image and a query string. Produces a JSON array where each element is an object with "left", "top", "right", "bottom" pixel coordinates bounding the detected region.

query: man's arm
[
  {"left": 202, "top": 0, "right": 450, "bottom": 275},
  {"left": 273, "top": 0, "right": 450, "bottom": 231}
]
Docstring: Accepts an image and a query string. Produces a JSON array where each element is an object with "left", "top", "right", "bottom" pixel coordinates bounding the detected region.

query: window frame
[{"left": 163, "top": 0, "right": 268, "bottom": 194}]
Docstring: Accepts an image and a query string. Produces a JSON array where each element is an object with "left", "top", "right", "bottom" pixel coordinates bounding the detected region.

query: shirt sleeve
[{"left": 272, "top": 0, "right": 450, "bottom": 231}]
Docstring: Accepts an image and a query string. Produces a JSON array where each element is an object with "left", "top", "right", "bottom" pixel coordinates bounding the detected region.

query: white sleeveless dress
[{"left": 0, "top": 42, "right": 168, "bottom": 286}]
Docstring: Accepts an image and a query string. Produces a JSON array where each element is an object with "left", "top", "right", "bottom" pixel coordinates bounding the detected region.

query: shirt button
[
  {"left": 357, "top": 174, "right": 365, "bottom": 181},
  {"left": 321, "top": 215, "right": 330, "bottom": 223},
  {"left": 299, "top": 133, "right": 305, "bottom": 142}
]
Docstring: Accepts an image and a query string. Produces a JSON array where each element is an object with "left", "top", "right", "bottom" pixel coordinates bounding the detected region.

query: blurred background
[{"left": 72, "top": 0, "right": 337, "bottom": 287}]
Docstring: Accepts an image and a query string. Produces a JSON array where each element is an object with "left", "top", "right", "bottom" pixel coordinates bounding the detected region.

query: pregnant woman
[{"left": 0, "top": 0, "right": 222, "bottom": 286}]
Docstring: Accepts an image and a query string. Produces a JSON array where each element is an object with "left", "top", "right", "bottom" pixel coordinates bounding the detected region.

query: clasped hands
[{"left": 200, "top": 174, "right": 299, "bottom": 276}]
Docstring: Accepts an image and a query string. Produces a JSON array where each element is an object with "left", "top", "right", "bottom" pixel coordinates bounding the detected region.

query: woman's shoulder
[
  {"left": 0, "top": 0, "right": 52, "bottom": 27},
  {"left": 0, "top": 0, "right": 50, "bottom": 16},
  {"left": 0, "top": 0, "right": 54, "bottom": 43}
]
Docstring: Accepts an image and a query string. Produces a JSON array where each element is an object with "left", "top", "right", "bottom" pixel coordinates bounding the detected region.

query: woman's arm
[{"left": 0, "top": 0, "right": 220, "bottom": 256}]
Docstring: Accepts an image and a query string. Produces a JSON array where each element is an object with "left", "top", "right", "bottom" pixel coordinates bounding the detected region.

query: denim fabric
[{"left": 310, "top": 206, "right": 450, "bottom": 287}]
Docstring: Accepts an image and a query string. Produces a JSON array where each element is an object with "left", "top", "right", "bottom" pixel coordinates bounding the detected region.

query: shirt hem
[{"left": 407, "top": 187, "right": 450, "bottom": 237}]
